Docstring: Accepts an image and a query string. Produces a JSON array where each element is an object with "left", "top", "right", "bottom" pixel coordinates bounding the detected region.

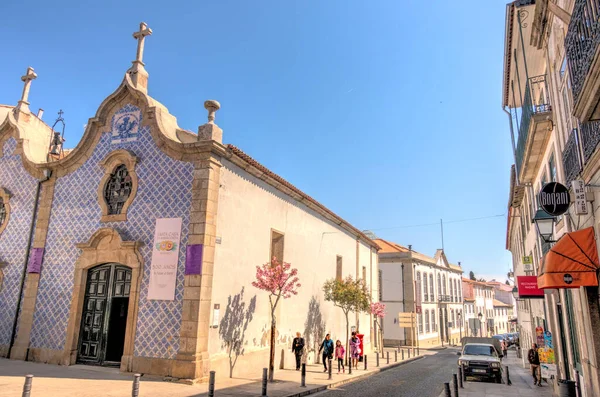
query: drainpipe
[
  {"left": 7, "top": 169, "right": 51, "bottom": 358},
  {"left": 503, "top": 106, "right": 519, "bottom": 186}
]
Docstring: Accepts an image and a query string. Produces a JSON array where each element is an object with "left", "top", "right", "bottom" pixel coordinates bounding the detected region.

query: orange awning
[{"left": 538, "top": 227, "right": 599, "bottom": 289}]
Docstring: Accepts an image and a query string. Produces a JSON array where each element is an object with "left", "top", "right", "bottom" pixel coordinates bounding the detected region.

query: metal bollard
[
  {"left": 364, "top": 354, "right": 367, "bottom": 370},
  {"left": 408, "top": 348, "right": 411, "bottom": 358},
  {"left": 417, "top": 347, "right": 420, "bottom": 356},
  {"left": 413, "top": 348, "right": 416, "bottom": 357},
  {"left": 132, "top": 374, "right": 141, "bottom": 397},
  {"left": 458, "top": 367, "right": 464, "bottom": 388},
  {"left": 262, "top": 368, "right": 268, "bottom": 397},
  {"left": 394, "top": 350, "right": 398, "bottom": 362},
  {"left": 453, "top": 373, "right": 459, "bottom": 397},
  {"left": 444, "top": 382, "right": 451, "bottom": 397},
  {"left": 402, "top": 349, "right": 405, "bottom": 360},
  {"left": 386, "top": 351, "right": 390, "bottom": 364},
  {"left": 506, "top": 365, "right": 511, "bottom": 386},
  {"left": 208, "top": 371, "right": 216, "bottom": 397},
  {"left": 376, "top": 352, "right": 380, "bottom": 367},
  {"left": 22, "top": 375, "right": 33, "bottom": 397},
  {"left": 348, "top": 357, "right": 352, "bottom": 375},
  {"left": 328, "top": 359, "right": 333, "bottom": 380},
  {"left": 576, "top": 369, "right": 582, "bottom": 397},
  {"left": 301, "top": 364, "right": 306, "bottom": 387}
]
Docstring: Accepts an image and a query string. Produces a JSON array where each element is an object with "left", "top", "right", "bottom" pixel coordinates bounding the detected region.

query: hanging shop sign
[
  {"left": 523, "top": 256, "right": 533, "bottom": 272},
  {"left": 538, "top": 182, "right": 570, "bottom": 216},
  {"left": 572, "top": 180, "right": 589, "bottom": 215},
  {"left": 517, "top": 276, "right": 544, "bottom": 299},
  {"left": 148, "top": 217, "right": 182, "bottom": 300}
]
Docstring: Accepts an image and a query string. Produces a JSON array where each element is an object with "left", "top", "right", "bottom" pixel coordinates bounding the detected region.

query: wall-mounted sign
[
  {"left": 523, "top": 256, "right": 533, "bottom": 265},
  {"left": 27, "top": 248, "right": 45, "bottom": 273},
  {"left": 185, "top": 244, "right": 203, "bottom": 275},
  {"left": 572, "top": 180, "right": 589, "bottom": 215},
  {"left": 211, "top": 304, "right": 220, "bottom": 328},
  {"left": 539, "top": 182, "right": 570, "bottom": 216},
  {"left": 148, "top": 218, "right": 182, "bottom": 300},
  {"left": 517, "top": 276, "right": 544, "bottom": 299}
]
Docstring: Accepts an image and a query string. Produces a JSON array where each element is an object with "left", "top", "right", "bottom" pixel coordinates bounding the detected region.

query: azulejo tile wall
[
  {"left": 0, "top": 138, "right": 38, "bottom": 347},
  {"left": 29, "top": 104, "right": 194, "bottom": 359}
]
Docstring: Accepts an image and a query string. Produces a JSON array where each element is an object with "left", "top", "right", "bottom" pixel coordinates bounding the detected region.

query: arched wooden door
[{"left": 77, "top": 263, "right": 131, "bottom": 366}]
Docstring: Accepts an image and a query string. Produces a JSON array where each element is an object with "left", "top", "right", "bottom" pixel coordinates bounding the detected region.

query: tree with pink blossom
[
  {"left": 370, "top": 302, "right": 386, "bottom": 351},
  {"left": 252, "top": 257, "right": 301, "bottom": 381}
]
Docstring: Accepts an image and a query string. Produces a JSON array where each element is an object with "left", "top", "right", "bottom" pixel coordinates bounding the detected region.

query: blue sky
[{"left": 0, "top": 0, "right": 514, "bottom": 281}]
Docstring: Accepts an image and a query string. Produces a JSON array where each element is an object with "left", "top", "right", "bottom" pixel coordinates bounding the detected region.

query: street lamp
[
  {"left": 512, "top": 286, "right": 519, "bottom": 301},
  {"left": 478, "top": 312, "right": 483, "bottom": 337},
  {"left": 532, "top": 208, "right": 556, "bottom": 243}
]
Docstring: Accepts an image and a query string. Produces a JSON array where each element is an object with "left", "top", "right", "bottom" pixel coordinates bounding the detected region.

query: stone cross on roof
[
  {"left": 128, "top": 22, "right": 152, "bottom": 93},
  {"left": 15, "top": 66, "right": 37, "bottom": 114},
  {"left": 132, "top": 22, "right": 152, "bottom": 66}
]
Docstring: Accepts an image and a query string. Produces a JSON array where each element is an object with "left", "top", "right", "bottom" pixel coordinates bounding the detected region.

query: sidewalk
[
  {"left": 441, "top": 351, "right": 555, "bottom": 397},
  {"left": 0, "top": 348, "right": 428, "bottom": 397}
]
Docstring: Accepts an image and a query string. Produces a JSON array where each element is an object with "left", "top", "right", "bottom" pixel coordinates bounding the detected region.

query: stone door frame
[{"left": 63, "top": 228, "right": 143, "bottom": 372}]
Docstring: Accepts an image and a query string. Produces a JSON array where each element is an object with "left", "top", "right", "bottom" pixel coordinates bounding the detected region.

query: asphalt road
[{"left": 316, "top": 349, "right": 459, "bottom": 397}]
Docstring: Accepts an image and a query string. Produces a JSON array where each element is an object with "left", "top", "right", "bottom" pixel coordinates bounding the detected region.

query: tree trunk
[
  {"left": 269, "top": 314, "right": 276, "bottom": 382},
  {"left": 345, "top": 311, "right": 350, "bottom": 367}
]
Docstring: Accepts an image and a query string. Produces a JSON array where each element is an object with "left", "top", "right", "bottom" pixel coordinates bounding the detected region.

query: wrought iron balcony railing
[
  {"left": 438, "top": 295, "right": 452, "bottom": 302},
  {"left": 565, "top": 0, "right": 600, "bottom": 107},
  {"left": 581, "top": 120, "right": 600, "bottom": 162},
  {"left": 515, "top": 75, "right": 552, "bottom": 175},
  {"left": 563, "top": 128, "right": 582, "bottom": 186}
]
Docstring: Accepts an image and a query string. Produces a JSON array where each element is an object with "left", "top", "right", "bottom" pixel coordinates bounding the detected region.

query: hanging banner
[{"left": 148, "top": 218, "right": 182, "bottom": 300}]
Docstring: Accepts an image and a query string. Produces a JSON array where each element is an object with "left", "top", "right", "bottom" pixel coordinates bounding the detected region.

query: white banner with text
[{"left": 148, "top": 218, "right": 182, "bottom": 300}]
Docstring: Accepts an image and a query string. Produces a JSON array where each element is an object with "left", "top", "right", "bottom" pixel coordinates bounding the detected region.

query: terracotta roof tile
[{"left": 373, "top": 238, "right": 409, "bottom": 254}]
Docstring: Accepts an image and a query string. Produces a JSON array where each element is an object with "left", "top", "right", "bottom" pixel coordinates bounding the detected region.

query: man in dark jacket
[
  {"left": 291, "top": 332, "right": 305, "bottom": 370},
  {"left": 528, "top": 343, "right": 542, "bottom": 386},
  {"left": 318, "top": 334, "right": 334, "bottom": 372}
]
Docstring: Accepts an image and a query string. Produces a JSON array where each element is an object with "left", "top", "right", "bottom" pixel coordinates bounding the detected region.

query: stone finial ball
[{"left": 204, "top": 100, "right": 221, "bottom": 111}]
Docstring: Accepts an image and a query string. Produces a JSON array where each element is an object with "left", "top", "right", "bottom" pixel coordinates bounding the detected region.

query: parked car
[{"left": 457, "top": 339, "right": 503, "bottom": 383}]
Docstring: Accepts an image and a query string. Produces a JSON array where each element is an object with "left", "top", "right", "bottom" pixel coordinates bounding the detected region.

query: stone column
[
  {"left": 11, "top": 176, "right": 56, "bottom": 360},
  {"left": 173, "top": 102, "right": 222, "bottom": 382}
]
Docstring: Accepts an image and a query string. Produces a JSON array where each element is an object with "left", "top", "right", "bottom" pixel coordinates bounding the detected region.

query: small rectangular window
[
  {"left": 270, "top": 230, "right": 284, "bottom": 262},
  {"left": 362, "top": 266, "right": 367, "bottom": 282},
  {"left": 336, "top": 256, "right": 343, "bottom": 281},
  {"left": 548, "top": 152, "right": 557, "bottom": 182}
]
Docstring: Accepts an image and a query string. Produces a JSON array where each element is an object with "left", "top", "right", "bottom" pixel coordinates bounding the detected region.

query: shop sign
[
  {"left": 539, "top": 182, "right": 570, "bottom": 216},
  {"left": 572, "top": 180, "right": 589, "bottom": 215},
  {"left": 517, "top": 276, "right": 544, "bottom": 299}
]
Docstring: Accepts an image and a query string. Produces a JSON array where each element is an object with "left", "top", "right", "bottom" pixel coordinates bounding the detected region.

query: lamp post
[
  {"left": 532, "top": 208, "right": 556, "bottom": 243},
  {"left": 478, "top": 312, "right": 483, "bottom": 337}
]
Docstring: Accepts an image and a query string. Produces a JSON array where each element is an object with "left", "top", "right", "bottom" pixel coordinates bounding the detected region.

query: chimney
[
  {"left": 37, "top": 108, "right": 44, "bottom": 119},
  {"left": 458, "top": 261, "right": 461, "bottom": 267},
  {"left": 408, "top": 244, "right": 412, "bottom": 252}
]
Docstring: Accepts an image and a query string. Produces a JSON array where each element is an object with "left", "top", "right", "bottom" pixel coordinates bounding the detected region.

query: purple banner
[
  {"left": 28, "top": 248, "right": 45, "bottom": 273},
  {"left": 185, "top": 244, "right": 203, "bottom": 275}
]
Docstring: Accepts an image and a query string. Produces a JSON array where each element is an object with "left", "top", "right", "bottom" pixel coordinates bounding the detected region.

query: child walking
[{"left": 335, "top": 340, "right": 346, "bottom": 374}]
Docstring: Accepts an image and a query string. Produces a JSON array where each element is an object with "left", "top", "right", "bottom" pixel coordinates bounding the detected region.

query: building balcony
[
  {"left": 438, "top": 295, "right": 452, "bottom": 302},
  {"left": 563, "top": 128, "right": 583, "bottom": 186},
  {"left": 515, "top": 75, "right": 554, "bottom": 184},
  {"left": 566, "top": 0, "right": 600, "bottom": 122}
]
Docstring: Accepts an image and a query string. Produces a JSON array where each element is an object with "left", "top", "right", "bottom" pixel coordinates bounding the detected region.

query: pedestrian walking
[
  {"left": 502, "top": 339, "right": 508, "bottom": 358},
  {"left": 318, "top": 334, "right": 334, "bottom": 372},
  {"left": 528, "top": 343, "right": 542, "bottom": 387},
  {"left": 335, "top": 340, "right": 346, "bottom": 374},
  {"left": 291, "top": 332, "right": 305, "bottom": 370},
  {"left": 349, "top": 332, "right": 361, "bottom": 369}
]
